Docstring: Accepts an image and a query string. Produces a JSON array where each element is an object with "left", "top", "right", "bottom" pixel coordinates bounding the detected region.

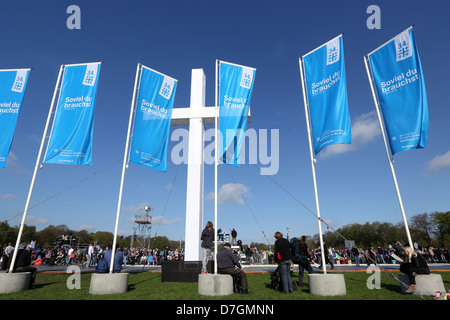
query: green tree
[
  {"left": 0, "top": 221, "right": 14, "bottom": 244},
  {"left": 36, "top": 225, "right": 60, "bottom": 247},
  {"left": 151, "top": 236, "right": 170, "bottom": 249},
  {"left": 431, "top": 211, "right": 450, "bottom": 246},
  {"left": 91, "top": 231, "right": 114, "bottom": 248},
  {"left": 409, "top": 213, "right": 433, "bottom": 245}
]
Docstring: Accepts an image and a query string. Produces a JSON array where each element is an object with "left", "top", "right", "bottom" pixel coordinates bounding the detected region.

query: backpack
[{"left": 290, "top": 237, "right": 307, "bottom": 264}]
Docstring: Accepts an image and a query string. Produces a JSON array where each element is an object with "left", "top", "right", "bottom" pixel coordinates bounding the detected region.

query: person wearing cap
[{"left": 217, "top": 243, "right": 249, "bottom": 294}]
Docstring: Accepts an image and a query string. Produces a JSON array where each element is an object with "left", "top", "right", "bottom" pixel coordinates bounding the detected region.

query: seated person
[
  {"left": 217, "top": 243, "right": 249, "bottom": 294},
  {"left": 399, "top": 246, "right": 430, "bottom": 293},
  {"left": 104, "top": 246, "right": 124, "bottom": 273},
  {"left": 31, "top": 255, "right": 42, "bottom": 266},
  {"left": 7, "top": 243, "right": 37, "bottom": 289},
  {"left": 95, "top": 253, "right": 108, "bottom": 273}
]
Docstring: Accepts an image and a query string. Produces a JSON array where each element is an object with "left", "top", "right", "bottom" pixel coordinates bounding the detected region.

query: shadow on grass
[
  {"left": 34, "top": 282, "right": 57, "bottom": 289},
  {"left": 127, "top": 273, "right": 162, "bottom": 292}
]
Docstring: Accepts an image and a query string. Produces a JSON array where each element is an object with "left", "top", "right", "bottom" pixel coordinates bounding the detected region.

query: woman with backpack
[{"left": 292, "top": 236, "right": 314, "bottom": 287}]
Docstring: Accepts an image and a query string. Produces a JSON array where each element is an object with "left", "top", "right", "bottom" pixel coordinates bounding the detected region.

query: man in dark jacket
[
  {"left": 231, "top": 228, "right": 237, "bottom": 245},
  {"left": 217, "top": 243, "right": 249, "bottom": 294},
  {"left": 274, "top": 231, "right": 293, "bottom": 293},
  {"left": 104, "top": 246, "right": 124, "bottom": 273},
  {"left": 7, "top": 242, "right": 37, "bottom": 289}
]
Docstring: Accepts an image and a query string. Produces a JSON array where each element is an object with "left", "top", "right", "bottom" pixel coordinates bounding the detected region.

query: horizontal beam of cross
[{"left": 170, "top": 106, "right": 251, "bottom": 126}]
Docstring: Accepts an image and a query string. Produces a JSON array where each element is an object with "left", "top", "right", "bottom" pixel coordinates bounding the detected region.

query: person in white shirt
[{"left": 87, "top": 243, "right": 95, "bottom": 268}]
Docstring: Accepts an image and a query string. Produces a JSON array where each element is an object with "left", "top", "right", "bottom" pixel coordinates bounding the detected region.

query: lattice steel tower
[{"left": 130, "top": 205, "right": 152, "bottom": 249}]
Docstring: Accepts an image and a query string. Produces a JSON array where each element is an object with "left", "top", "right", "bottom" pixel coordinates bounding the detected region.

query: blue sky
[{"left": 1, "top": 1, "right": 449, "bottom": 247}]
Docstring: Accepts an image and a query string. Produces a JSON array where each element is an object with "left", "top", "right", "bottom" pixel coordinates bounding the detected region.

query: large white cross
[{"left": 170, "top": 68, "right": 250, "bottom": 262}]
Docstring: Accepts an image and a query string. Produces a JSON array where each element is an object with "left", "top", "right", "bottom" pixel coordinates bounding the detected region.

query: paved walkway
[{"left": 12, "top": 262, "right": 449, "bottom": 274}]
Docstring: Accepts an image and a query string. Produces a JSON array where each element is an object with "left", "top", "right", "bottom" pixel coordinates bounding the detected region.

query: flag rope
[
  {"left": 247, "top": 162, "right": 424, "bottom": 299},
  {"left": 1, "top": 158, "right": 122, "bottom": 225},
  {"left": 224, "top": 164, "right": 272, "bottom": 247},
  {"left": 149, "top": 163, "right": 181, "bottom": 248}
]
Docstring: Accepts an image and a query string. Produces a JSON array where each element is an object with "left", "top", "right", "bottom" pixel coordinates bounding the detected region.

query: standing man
[
  {"left": 87, "top": 243, "right": 94, "bottom": 268},
  {"left": 2, "top": 243, "right": 14, "bottom": 271},
  {"left": 319, "top": 242, "right": 335, "bottom": 270},
  {"left": 217, "top": 243, "right": 249, "bottom": 294},
  {"left": 231, "top": 228, "right": 237, "bottom": 246},
  {"left": 274, "top": 231, "right": 293, "bottom": 294},
  {"left": 123, "top": 247, "right": 129, "bottom": 267},
  {"left": 351, "top": 246, "right": 360, "bottom": 266}
]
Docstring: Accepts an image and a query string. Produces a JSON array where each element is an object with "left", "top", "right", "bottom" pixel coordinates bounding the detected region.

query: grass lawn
[{"left": 1, "top": 270, "right": 449, "bottom": 301}]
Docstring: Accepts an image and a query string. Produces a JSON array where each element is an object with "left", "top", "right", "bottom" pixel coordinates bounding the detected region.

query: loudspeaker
[{"left": 161, "top": 260, "right": 215, "bottom": 282}]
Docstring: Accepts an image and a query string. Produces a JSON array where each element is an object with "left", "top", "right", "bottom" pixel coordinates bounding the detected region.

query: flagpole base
[
  {"left": 198, "top": 273, "right": 233, "bottom": 296},
  {"left": 0, "top": 272, "right": 31, "bottom": 294},
  {"left": 89, "top": 273, "right": 129, "bottom": 295},
  {"left": 398, "top": 273, "right": 445, "bottom": 295},
  {"left": 308, "top": 273, "right": 346, "bottom": 296}
]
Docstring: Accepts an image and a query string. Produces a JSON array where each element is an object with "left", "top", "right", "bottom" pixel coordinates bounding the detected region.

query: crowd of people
[
  {"left": 220, "top": 241, "right": 450, "bottom": 268},
  {"left": 0, "top": 243, "right": 185, "bottom": 270},
  {"left": 1, "top": 239, "right": 448, "bottom": 272},
  {"left": 309, "top": 242, "right": 450, "bottom": 266}
]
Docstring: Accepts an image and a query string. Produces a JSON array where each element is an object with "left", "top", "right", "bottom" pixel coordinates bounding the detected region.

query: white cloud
[
  {"left": 426, "top": 151, "right": 450, "bottom": 174},
  {"left": 25, "top": 215, "right": 49, "bottom": 226},
  {"left": 6, "top": 152, "right": 18, "bottom": 167},
  {"left": 165, "top": 183, "right": 175, "bottom": 191},
  {"left": 152, "top": 216, "right": 181, "bottom": 225},
  {"left": 0, "top": 193, "right": 16, "bottom": 199},
  {"left": 77, "top": 224, "right": 96, "bottom": 232},
  {"left": 206, "top": 183, "right": 250, "bottom": 205},
  {"left": 319, "top": 111, "right": 381, "bottom": 158}
]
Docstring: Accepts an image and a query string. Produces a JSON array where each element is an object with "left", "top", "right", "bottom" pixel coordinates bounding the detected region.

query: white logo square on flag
[
  {"left": 11, "top": 70, "right": 27, "bottom": 93},
  {"left": 326, "top": 38, "right": 340, "bottom": 65},
  {"left": 395, "top": 31, "right": 412, "bottom": 62},
  {"left": 240, "top": 67, "right": 253, "bottom": 89},
  {"left": 82, "top": 63, "right": 98, "bottom": 86},
  {"left": 159, "top": 76, "right": 175, "bottom": 99}
]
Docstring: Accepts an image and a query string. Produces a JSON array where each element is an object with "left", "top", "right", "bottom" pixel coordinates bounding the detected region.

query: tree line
[
  {"left": 249, "top": 211, "right": 449, "bottom": 252},
  {"left": 0, "top": 211, "right": 448, "bottom": 251}
]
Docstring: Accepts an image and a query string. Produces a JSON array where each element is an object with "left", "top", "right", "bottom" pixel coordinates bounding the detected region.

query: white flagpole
[
  {"left": 363, "top": 56, "right": 413, "bottom": 248},
  {"left": 9, "top": 65, "right": 65, "bottom": 272},
  {"left": 299, "top": 57, "right": 327, "bottom": 274},
  {"left": 110, "top": 63, "right": 142, "bottom": 273},
  {"left": 214, "top": 59, "right": 219, "bottom": 274}
]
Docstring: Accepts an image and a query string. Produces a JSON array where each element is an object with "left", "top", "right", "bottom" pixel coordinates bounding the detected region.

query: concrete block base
[
  {"left": 0, "top": 272, "right": 31, "bottom": 294},
  {"left": 198, "top": 273, "right": 233, "bottom": 296},
  {"left": 398, "top": 273, "right": 446, "bottom": 296},
  {"left": 308, "top": 273, "right": 346, "bottom": 296},
  {"left": 89, "top": 273, "right": 129, "bottom": 295}
]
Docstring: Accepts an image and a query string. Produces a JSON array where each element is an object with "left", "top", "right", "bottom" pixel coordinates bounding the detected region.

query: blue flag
[
  {"left": 302, "top": 35, "right": 351, "bottom": 155},
  {"left": 128, "top": 66, "right": 177, "bottom": 172},
  {"left": 44, "top": 63, "right": 101, "bottom": 165},
  {"left": 219, "top": 61, "right": 256, "bottom": 166},
  {"left": 0, "top": 69, "right": 30, "bottom": 168},
  {"left": 367, "top": 28, "right": 428, "bottom": 155}
]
